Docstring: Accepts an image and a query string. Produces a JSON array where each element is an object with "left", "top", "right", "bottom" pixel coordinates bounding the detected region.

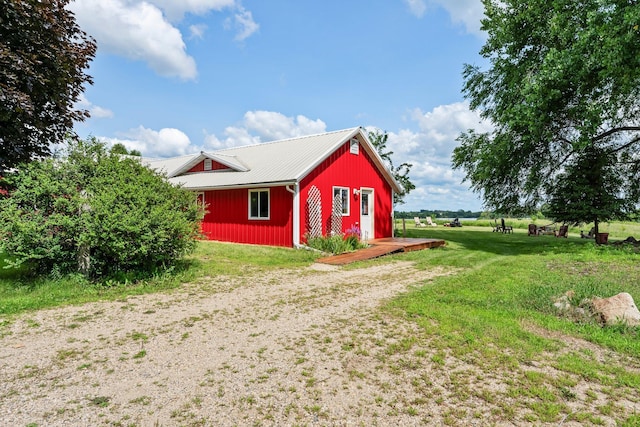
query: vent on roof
[
  {"left": 203, "top": 158, "right": 212, "bottom": 171},
  {"left": 349, "top": 138, "right": 359, "bottom": 155}
]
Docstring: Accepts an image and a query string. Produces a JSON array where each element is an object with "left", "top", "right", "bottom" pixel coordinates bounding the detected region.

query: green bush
[
  {"left": 306, "top": 233, "right": 366, "bottom": 254},
  {"left": 0, "top": 138, "right": 203, "bottom": 279}
]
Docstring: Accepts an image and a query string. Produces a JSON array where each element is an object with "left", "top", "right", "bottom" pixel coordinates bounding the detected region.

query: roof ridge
[{"left": 214, "top": 127, "right": 360, "bottom": 153}]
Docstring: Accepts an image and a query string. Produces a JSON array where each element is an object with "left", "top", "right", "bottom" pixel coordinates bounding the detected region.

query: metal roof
[{"left": 143, "top": 128, "right": 401, "bottom": 192}]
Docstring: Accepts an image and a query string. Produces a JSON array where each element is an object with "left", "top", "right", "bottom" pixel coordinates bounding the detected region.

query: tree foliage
[
  {"left": 110, "top": 143, "right": 141, "bottom": 156},
  {"left": 0, "top": 0, "right": 96, "bottom": 173},
  {"left": 452, "top": 0, "right": 640, "bottom": 231},
  {"left": 368, "top": 129, "right": 415, "bottom": 205},
  {"left": 0, "top": 138, "right": 203, "bottom": 279}
]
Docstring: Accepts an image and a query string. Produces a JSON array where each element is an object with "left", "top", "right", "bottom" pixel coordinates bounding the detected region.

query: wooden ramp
[{"left": 317, "top": 237, "right": 445, "bottom": 265}]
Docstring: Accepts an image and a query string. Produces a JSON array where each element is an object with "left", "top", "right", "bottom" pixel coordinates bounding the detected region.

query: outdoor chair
[
  {"left": 580, "top": 227, "right": 595, "bottom": 239},
  {"left": 501, "top": 218, "right": 513, "bottom": 234},
  {"left": 426, "top": 216, "right": 438, "bottom": 227},
  {"left": 527, "top": 224, "right": 538, "bottom": 236},
  {"left": 414, "top": 217, "right": 426, "bottom": 227},
  {"left": 555, "top": 225, "right": 569, "bottom": 238},
  {"left": 492, "top": 219, "right": 502, "bottom": 233}
]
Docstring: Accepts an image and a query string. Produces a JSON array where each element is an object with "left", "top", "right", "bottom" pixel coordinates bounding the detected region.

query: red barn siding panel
[
  {"left": 299, "top": 141, "right": 393, "bottom": 241},
  {"left": 200, "top": 186, "right": 293, "bottom": 247}
]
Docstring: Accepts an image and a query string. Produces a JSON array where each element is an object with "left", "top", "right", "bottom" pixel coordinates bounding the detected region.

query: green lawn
[
  {"left": 1, "top": 224, "right": 639, "bottom": 424},
  {"left": 392, "top": 225, "right": 640, "bottom": 354}
]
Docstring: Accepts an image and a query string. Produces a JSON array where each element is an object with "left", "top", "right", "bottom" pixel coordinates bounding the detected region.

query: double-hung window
[
  {"left": 249, "top": 189, "right": 270, "bottom": 219},
  {"left": 332, "top": 187, "right": 350, "bottom": 216}
]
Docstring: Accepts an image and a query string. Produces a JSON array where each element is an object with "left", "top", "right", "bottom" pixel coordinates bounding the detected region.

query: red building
[{"left": 145, "top": 127, "right": 401, "bottom": 247}]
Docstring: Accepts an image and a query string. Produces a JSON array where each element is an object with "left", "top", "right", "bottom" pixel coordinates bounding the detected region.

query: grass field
[{"left": 1, "top": 223, "right": 640, "bottom": 423}]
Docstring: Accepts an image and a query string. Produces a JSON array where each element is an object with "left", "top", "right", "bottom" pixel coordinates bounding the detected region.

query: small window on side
[
  {"left": 249, "top": 189, "right": 270, "bottom": 219},
  {"left": 203, "top": 159, "right": 213, "bottom": 171}
]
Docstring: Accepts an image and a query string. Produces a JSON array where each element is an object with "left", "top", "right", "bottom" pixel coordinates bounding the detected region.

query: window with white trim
[
  {"left": 203, "top": 159, "right": 212, "bottom": 171},
  {"left": 249, "top": 189, "right": 270, "bottom": 219},
  {"left": 333, "top": 187, "right": 350, "bottom": 216}
]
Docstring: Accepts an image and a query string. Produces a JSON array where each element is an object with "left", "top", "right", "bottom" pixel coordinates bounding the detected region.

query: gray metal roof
[{"left": 143, "top": 128, "right": 401, "bottom": 192}]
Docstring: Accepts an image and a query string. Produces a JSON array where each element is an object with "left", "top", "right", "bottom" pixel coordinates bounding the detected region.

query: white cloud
[
  {"left": 204, "top": 111, "right": 327, "bottom": 149},
  {"left": 243, "top": 111, "right": 326, "bottom": 140},
  {"left": 75, "top": 94, "right": 114, "bottom": 119},
  {"left": 404, "top": 0, "right": 427, "bottom": 18},
  {"left": 371, "top": 101, "right": 491, "bottom": 211},
  {"left": 224, "top": 6, "right": 260, "bottom": 41},
  {"left": 148, "top": 0, "right": 234, "bottom": 21},
  {"left": 189, "top": 24, "right": 207, "bottom": 40},
  {"left": 103, "top": 126, "right": 193, "bottom": 157},
  {"left": 69, "top": 1, "right": 259, "bottom": 80},
  {"left": 429, "top": 0, "right": 485, "bottom": 36},
  {"left": 69, "top": 0, "right": 197, "bottom": 80}
]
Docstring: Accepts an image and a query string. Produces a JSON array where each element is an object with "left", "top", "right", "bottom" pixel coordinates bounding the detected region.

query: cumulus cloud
[
  {"left": 102, "top": 126, "right": 193, "bottom": 157},
  {"left": 75, "top": 94, "right": 114, "bottom": 119},
  {"left": 372, "top": 102, "right": 491, "bottom": 211},
  {"left": 69, "top": 0, "right": 198, "bottom": 80},
  {"left": 429, "top": 0, "right": 485, "bottom": 36},
  {"left": 204, "top": 111, "right": 327, "bottom": 149},
  {"left": 148, "top": 0, "right": 234, "bottom": 21},
  {"left": 68, "top": 0, "right": 259, "bottom": 80}
]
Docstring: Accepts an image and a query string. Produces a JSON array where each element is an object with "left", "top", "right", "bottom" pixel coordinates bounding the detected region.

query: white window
[
  {"left": 249, "top": 189, "right": 270, "bottom": 219},
  {"left": 333, "top": 187, "right": 350, "bottom": 216},
  {"left": 203, "top": 159, "right": 213, "bottom": 171}
]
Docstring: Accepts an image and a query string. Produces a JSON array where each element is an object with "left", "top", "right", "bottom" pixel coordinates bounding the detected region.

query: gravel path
[{"left": 0, "top": 261, "right": 454, "bottom": 426}]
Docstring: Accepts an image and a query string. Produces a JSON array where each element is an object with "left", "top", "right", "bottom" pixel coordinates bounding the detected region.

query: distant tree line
[{"left": 395, "top": 210, "right": 483, "bottom": 219}]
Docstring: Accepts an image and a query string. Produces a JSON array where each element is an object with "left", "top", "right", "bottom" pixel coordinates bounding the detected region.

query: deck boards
[{"left": 317, "top": 238, "right": 445, "bottom": 265}]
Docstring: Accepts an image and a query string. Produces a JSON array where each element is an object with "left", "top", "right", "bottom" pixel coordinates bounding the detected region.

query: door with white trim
[{"left": 360, "top": 189, "right": 374, "bottom": 241}]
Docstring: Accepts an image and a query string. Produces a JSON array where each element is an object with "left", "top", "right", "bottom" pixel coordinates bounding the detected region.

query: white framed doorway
[{"left": 359, "top": 188, "right": 374, "bottom": 241}]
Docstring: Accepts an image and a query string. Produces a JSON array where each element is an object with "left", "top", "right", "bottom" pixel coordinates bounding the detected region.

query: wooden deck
[{"left": 317, "top": 237, "right": 445, "bottom": 265}]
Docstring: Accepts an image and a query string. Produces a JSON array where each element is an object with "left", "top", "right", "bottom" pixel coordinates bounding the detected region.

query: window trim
[
  {"left": 248, "top": 188, "right": 270, "bottom": 220},
  {"left": 332, "top": 186, "right": 350, "bottom": 216}
]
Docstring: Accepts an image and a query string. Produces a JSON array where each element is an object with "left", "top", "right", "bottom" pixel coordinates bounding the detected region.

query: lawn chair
[
  {"left": 501, "top": 218, "right": 513, "bottom": 234},
  {"left": 580, "top": 227, "right": 595, "bottom": 239},
  {"left": 555, "top": 225, "right": 569, "bottom": 238},
  {"left": 425, "top": 216, "right": 438, "bottom": 227},
  {"left": 527, "top": 224, "right": 538, "bottom": 236},
  {"left": 492, "top": 219, "right": 502, "bottom": 233},
  {"left": 414, "top": 217, "right": 426, "bottom": 227}
]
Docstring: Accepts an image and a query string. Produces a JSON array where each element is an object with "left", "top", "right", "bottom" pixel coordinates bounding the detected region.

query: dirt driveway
[{"left": 0, "top": 261, "right": 463, "bottom": 426}]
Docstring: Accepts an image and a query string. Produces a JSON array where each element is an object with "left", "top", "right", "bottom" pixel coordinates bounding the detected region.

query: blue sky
[{"left": 70, "top": 0, "right": 492, "bottom": 212}]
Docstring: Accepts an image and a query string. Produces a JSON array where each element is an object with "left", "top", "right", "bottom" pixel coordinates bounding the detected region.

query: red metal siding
[
  {"left": 200, "top": 186, "right": 293, "bottom": 247},
  {"left": 299, "top": 142, "right": 393, "bottom": 241},
  {"left": 188, "top": 160, "right": 230, "bottom": 173}
]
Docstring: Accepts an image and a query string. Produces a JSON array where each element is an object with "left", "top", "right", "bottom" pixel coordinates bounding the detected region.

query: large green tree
[
  {"left": 368, "top": 129, "right": 415, "bottom": 205},
  {"left": 0, "top": 0, "right": 96, "bottom": 173},
  {"left": 0, "top": 138, "right": 203, "bottom": 279},
  {"left": 452, "top": 0, "right": 640, "bottom": 232}
]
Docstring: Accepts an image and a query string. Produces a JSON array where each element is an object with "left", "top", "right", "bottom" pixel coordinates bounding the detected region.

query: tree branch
[
  {"left": 609, "top": 135, "right": 640, "bottom": 154},
  {"left": 593, "top": 126, "right": 640, "bottom": 143}
]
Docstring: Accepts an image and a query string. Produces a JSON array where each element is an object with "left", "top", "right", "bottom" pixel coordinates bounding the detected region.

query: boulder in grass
[{"left": 590, "top": 292, "right": 640, "bottom": 327}]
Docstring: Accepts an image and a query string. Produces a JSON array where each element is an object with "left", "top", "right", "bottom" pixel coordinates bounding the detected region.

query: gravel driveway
[{"left": 0, "top": 261, "right": 456, "bottom": 426}]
